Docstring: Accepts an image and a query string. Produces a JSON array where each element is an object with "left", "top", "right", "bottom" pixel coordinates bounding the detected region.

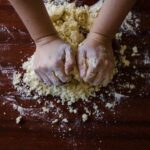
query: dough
[{"left": 13, "top": 2, "right": 115, "bottom": 106}]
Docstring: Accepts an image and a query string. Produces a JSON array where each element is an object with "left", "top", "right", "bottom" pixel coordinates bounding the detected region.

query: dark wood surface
[{"left": 0, "top": 0, "right": 150, "bottom": 150}]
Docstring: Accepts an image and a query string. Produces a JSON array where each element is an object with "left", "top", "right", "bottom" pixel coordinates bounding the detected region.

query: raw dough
[{"left": 13, "top": 2, "right": 115, "bottom": 106}]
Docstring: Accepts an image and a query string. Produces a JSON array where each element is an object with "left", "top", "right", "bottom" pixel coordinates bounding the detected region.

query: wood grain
[{"left": 0, "top": 0, "right": 150, "bottom": 150}]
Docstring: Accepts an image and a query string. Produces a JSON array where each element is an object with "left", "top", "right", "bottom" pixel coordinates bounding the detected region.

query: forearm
[
  {"left": 90, "top": 0, "right": 136, "bottom": 39},
  {"left": 9, "top": 0, "right": 57, "bottom": 42}
]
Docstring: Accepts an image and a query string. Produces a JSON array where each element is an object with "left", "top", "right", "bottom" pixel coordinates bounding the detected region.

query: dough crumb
[
  {"left": 12, "top": 1, "right": 118, "bottom": 124},
  {"left": 62, "top": 118, "right": 68, "bottom": 123},
  {"left": 52, "top": 119, "right": 59, "bottom": 124},
  {"left": 16, "top": 116, "right": 22, "bottom": 124},
  {"left": 82, "top": 114, "right": 88, "bottom": 122}
]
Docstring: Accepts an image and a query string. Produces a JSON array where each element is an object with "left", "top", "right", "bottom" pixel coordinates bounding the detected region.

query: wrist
[
  {"left": 35, "top": 33, "right": 59, "bottom": 47},
  {"left": 86, "top": 32, "right": 112, "bottom": 46}
]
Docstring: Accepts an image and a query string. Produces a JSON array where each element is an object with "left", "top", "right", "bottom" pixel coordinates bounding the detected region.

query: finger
[
  {"left": 55, "top": 67, "right": 70, "bottom": 83},
  {"left": 92, "top": 60, "right": 107, "bottom": 86},
  {"left": 47, "top": 71, "right": 62, "bottom": 86},
  {"left": 41, "top": 67, "right": 61, "bottom": 86},
  {"left": 83, "top": 67, "right": 97, "bottom": 84},
  {"left": 77, "top": 47, "right": 87, "bottom": 78},
  {"left": 64, "top": 45, "right": 75, "bottom": 75},
  {"left": 83, "top": 57, "right": 99, "bottom": 83},
  {"left": 33, "top": 62, "right": 43, "bottom": 81},
  {"left": 40, "top": 71, "right": 52, "bottom": 86},
  {"left": 34, "top": 69, "right": 43, "bottom": 82},
  {"left": 92, "top": 70, "right": 104, "bottom": 86}
]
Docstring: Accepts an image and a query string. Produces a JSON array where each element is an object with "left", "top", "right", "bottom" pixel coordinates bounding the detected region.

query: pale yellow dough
[{"left": 13, "top": 2, "right": 115, "bottom": 105}]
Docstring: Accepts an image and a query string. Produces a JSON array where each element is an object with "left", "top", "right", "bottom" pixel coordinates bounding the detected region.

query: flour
[
  {"left": 13, "top": 2, "right": 109, "bottom": 101},
  {"left": 131, "top": 46, "right": 140, "bottom": 56},
  {"left": 82, "top": 114, "right": 88, "bottom": 122},
  {"left": 13, "top": 2, "right": 118, "bottom": 123},
  {"left": 121, "top": 11, "right": 140, "bottom": 34},
  {"left": 16, "top": 116, "right": 22, "bottom": 124},
  {"left": 119, "top": 45, "right": 130, "bottom": 67}
]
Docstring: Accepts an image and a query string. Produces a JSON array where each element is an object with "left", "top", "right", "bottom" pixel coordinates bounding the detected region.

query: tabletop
[{"left": 0, "top": 0, "right": 150, "bottom": 150}]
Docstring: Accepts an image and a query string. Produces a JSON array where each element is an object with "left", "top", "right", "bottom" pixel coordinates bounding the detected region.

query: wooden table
[{"left": 0, "top": 0, "right": 150, "bottom": 149}]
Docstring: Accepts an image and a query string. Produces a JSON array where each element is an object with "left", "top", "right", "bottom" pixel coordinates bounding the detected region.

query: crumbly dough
[{"left": 13, "top": 2, "right": 115, "bottom": 106}]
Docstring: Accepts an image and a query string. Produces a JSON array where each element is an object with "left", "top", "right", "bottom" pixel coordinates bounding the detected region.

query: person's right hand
[{"left": 33, "top": 35, "right": 75, "bottom": 86}]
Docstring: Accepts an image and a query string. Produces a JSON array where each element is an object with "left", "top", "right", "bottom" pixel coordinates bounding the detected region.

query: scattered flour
[
  {"left": 131, "top": 46, "right": 140, "bottom": 56},
  {"left": 13, "top": 2, "right": 115, "bottom": 107},
  {"left": 119, "top": 45, "right": 130, "bottom": 67},
  {"left": 16, "top": 116, "right": 22, "bottom": 124},
  {"left": 115, "top": 32, "right": 122, "bottom": 40},
  {"left": 12, "top": 1, "right": 137, "bottom": 123},
  {"left": 121, "top": 11, "right": 140, "bottom": 34},
  {"left": 52, "top": 119, "right": 59, "bottom": 124},
  {"left": 62, "top": 118, "right": 68, "bottom": 123},
  {"left": 82, "top": 114, "right": 88, "bottom": 122}
]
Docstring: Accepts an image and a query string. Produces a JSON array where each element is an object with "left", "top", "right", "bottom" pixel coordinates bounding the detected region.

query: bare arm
[
  {"left": 90, "top": 0, "right": 136, "bottom": 39},
  {"left": 9, "top": 0, "right": 75, "bottom": 86},
  {"left": 9, "top": 0, "right": 57, "bottom": 42},
  {"left": 78, "top": 0, "right": 136, "bottom": 85}
]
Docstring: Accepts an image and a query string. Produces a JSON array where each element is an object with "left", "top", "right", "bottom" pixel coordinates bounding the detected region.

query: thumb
[{"left": 64, "top": 45, "right": 75, "bottom": 75}]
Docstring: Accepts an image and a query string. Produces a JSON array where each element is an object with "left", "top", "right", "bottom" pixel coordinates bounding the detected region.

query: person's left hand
[{"left": 77, "top": 32, "right": 115, "bottom": 86}]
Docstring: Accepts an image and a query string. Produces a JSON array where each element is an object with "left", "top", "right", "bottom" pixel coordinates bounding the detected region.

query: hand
[
  {"left": 33, "top": 35, "right": 75, "bottom": 86},
  {"left": 77, "top": 32, "right": 115, "bottom": 86}
]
